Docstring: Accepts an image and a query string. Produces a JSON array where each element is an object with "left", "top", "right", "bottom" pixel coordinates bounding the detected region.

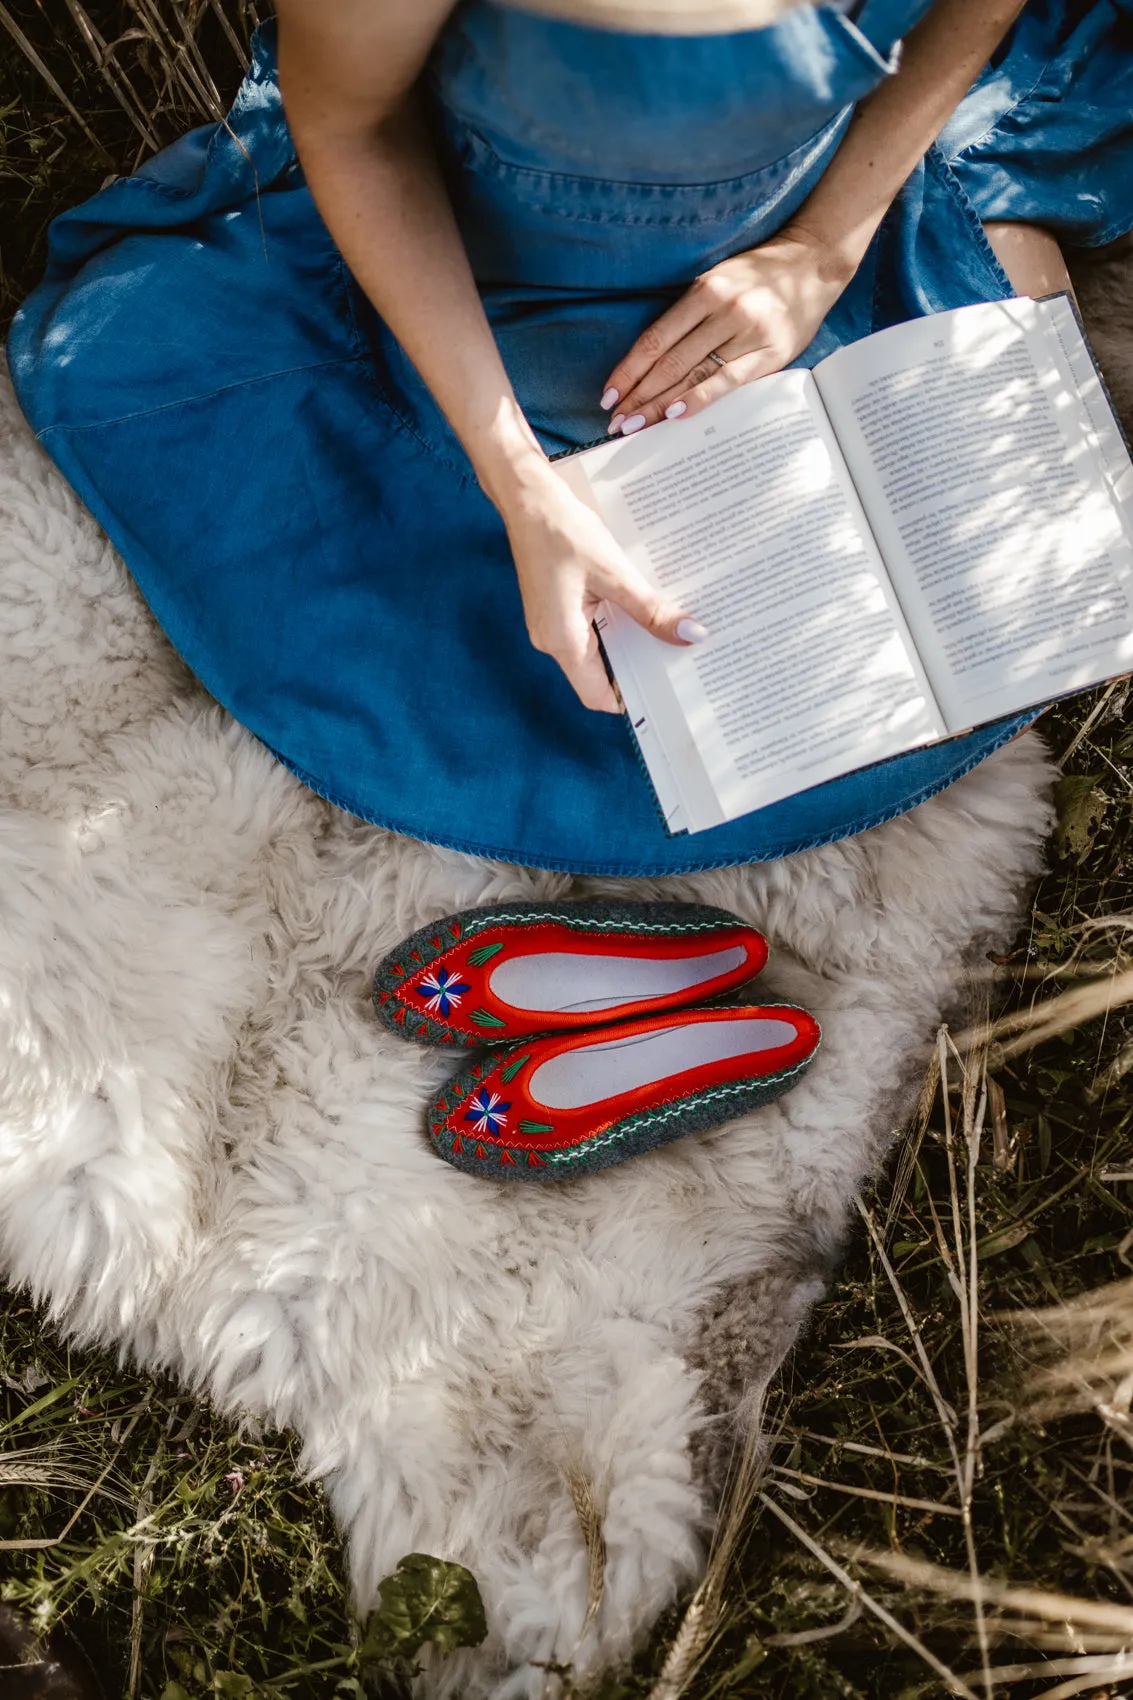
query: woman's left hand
[{"left": 600, "top": 227, "right": 853, "bottom": 433}]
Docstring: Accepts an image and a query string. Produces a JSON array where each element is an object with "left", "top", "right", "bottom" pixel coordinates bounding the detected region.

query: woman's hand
[
  {"left": 601, "top": 228, "right": 853, "bottom": 434},
  {"left": 502, "top": 470, "right": 702, "bottom": 713}
]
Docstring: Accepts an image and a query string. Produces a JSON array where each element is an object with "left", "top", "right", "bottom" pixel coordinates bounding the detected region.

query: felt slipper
[
  {"left": 372, "top": 901, "right": 768, "bottom": 1048},
  {"left": 425, "top": 1001, "right": 820, "bottom": 1179}
]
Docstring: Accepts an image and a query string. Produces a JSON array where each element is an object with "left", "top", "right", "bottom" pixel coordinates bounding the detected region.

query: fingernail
[
  {"left": 677, "top": 617, "right": 709, "bottom": 644},
  {"left": 621, "top": 414, "right": 647, "bottom": 435},
  {"left": 607, "top": 414, "right": 625, "bottom": 435},
  {"left": 600, "top": 387, "right": 620, "bottom": 411},
  {"left": 665, "top": 401, "right": 687, "bottom": 419}
]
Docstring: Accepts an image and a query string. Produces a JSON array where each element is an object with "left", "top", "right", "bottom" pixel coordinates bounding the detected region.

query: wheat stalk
[
  {"left": 646, "top": 1416, "right": 772, "bottom": 1700},
  {"left": 563, "top": 1461, "right": 607, "bottom": 1649},
  {"left": 0, "top": 1416, "right": 144, "bottom": 1551}
]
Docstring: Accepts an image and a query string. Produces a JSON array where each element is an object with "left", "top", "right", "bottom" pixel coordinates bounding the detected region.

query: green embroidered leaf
[
  {"left": 469, "top": 1008, "right": 506, "bottom": 1029},
  {"left": 360, "top": 1553, "right": 488, "bottom": 1663},
  {"left": 499, "top": 1052, "right": 532, "bottom": 1083},
  {"left": 467, "top": 941, "right": 505, "bottom": 967},
  {"left": 519, "top": 1120, "right": 555, "bottom": 1135}
]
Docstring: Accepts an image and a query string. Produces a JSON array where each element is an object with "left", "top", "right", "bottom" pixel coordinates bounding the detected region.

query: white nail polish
[
  {"left": 607, "top": 414, "right": 625, "bottom": 435},
  {"left": 665, "top": 401, "right": 687, "bottom": 419},
  {"left": 677, "top": 617, "right": 709, "bottom": 644},
  {"left": 621, "top": 414, "right": 647, "bottom": 435},
  {"left": 600, "top": 387, "right": 620, "bottom": 411}
]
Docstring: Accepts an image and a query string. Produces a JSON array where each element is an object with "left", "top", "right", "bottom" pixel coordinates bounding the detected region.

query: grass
[
  {"left": 0, "top": 1334, "right": 358, "bottom": 1697},
  {"left": 2, "top": 7, "right": 1133, "bottom": 1696},
  {"left": 601, "top": 687, "right": 1133, "bottom": 1700}
]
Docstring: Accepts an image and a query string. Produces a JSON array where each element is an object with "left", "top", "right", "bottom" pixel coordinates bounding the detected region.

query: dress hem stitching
[{"left": 263, "top": 721, "right": 1040, "bottom": 878}]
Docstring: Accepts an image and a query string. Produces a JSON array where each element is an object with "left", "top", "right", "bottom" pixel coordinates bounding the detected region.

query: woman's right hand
[{"left": 501, "top": 469, "right": 704, "bottom": 713}]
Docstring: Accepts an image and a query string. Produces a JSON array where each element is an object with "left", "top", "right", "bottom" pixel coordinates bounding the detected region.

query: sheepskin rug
[{"left": 0, "top": 362, "right": 1055, "bottom": 1697}]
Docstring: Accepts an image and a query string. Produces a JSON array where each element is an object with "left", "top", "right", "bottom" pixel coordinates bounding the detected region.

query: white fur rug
[{"left": 0, "top": 366, "right": 1054, "bottom": 1697}]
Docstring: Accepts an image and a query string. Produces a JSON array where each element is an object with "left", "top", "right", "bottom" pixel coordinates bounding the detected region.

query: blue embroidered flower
[
  {"left": 465, "top": 1089, "right": 511, "bottom": 1135},
  {"left": 416, "top": 965, "right": 471, "bottom": 1017}
]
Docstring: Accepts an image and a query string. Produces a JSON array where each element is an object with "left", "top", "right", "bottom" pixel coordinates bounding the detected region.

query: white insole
[
  {"left": 528, "top": 1017, "right": 796, "bottom": 1109},
  {"left": 489, "top": 944, "right": 747, "bottom": 1015}
]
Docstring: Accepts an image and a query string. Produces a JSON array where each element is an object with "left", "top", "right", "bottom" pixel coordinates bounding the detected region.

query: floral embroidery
[
  {"left": 415, "top": 965, "right": 471, "bottom": 1018},
  {"left": 465, "top": 1089, "right": 511, "bottom": 1136}
]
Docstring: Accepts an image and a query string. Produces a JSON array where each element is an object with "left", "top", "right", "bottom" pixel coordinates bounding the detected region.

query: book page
[
  {"left": 553, "top": 455, "right": 694, "bottom": 830},
  {"left": 573, "top": 372, "right": 944, "bottom": 830},
  {"left": 816, "top": 299, "right": 1133, "bottom": 730},
  {"left": 1043, "top": 293, "right": 1133, "bottom": 531},
  {"left": 592, "top": 609, "right": 690, "bottom": 834}
]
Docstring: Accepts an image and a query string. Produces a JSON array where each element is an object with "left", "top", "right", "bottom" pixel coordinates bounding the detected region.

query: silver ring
[{"left": 706, "top": 350, "right": 728, "bottom": 369}]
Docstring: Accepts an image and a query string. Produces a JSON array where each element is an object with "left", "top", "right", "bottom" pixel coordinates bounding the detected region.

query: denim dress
[{"left": 9, "top": 0, "right": 1133, "bottom": 874}]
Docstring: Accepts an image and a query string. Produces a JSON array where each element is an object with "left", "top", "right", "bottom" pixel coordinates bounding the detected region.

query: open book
[{"left": 556, "top": 296, "right": 1133, "bottom": 835}]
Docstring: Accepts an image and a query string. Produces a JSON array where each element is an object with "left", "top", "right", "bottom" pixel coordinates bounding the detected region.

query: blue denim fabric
[
  {"left": 8, "top": 2, "right": 1133, "bottom": 874},
  {"left": 940, "top": 0, "right": 1133, "bottom": 246}
]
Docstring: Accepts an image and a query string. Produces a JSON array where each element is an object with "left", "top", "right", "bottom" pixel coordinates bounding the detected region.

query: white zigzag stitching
[
  {"left": 464, "top": 911, "right": 726, "bottom": 936},
  {"left": 545, "top": 1051, "right": 818, "bottom": 1165}
]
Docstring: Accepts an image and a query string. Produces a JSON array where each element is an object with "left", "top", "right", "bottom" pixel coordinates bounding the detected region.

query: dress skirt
[{"left": 8, "top": 0, "right": 1133, "bottom": 874}]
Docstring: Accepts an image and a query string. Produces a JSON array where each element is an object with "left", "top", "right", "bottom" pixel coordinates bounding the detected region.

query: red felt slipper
[
  {"left": 372, "top": 900, "right": 768, "bottom": 1048},
  {"left": 425, "top": 1001, "right": 820, "bottom": 1179}
]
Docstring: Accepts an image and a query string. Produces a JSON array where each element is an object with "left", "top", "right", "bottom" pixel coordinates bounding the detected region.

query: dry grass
[
  {"left": 2, "top": 7, "right": 1133, "bottom": 1697},
  {"left": 620, "top": 690, "right": 1133, "bottom": 1700},
  {"left": 0, "top": 0, "right": 259, "bottom": 324}
]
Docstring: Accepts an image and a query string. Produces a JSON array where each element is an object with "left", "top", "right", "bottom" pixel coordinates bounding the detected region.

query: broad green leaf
[
  {"left": 212, "top": 1675, "right": 254, "bottom": 1698},
  {"left": 1053, "top": 774, "right": 1108, "bottom": 862},
  {"left": 362, "top": 1552, "right": 487, "bottom": 1662}
]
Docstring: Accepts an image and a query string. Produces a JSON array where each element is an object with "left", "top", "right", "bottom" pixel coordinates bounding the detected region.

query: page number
[
  {"left": 704, "top": 426, "right": 717, "bottom": 437},
  {"left": 933, "top": 339, "right": 945, "bottom": 348}
]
